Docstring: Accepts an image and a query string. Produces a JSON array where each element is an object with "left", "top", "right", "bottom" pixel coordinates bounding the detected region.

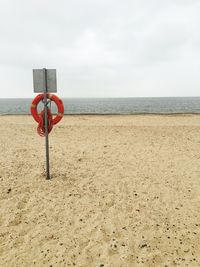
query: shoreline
[{"left": 1, "top": 112, "right": 200, "bottom": 116}]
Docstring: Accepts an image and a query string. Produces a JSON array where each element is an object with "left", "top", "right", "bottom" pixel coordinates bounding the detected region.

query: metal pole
[{"left": 43, "top": 68, "right": 50, "bottom": 180}]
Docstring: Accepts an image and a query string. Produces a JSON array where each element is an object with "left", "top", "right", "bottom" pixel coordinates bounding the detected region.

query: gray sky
[{"left": 0, "top": 0, "right": 199, "bottom": 98}]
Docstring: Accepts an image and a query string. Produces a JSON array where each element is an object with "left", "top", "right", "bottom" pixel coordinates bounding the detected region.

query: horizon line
[{"left": 1, "top": 96, "right": 200, "bottom": 99}]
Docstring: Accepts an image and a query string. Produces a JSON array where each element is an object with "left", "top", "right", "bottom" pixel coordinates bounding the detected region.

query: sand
[{"left": 0, "top": 114, "right": 200, "bottom": 267}]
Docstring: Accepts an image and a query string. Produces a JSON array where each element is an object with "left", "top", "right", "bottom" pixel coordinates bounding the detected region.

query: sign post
[
  {"left": 43, "top": 68, "right": 50, "bottom": 179},
  {"left": 32, "top": 68, "right": 58, "bottom": 180}
]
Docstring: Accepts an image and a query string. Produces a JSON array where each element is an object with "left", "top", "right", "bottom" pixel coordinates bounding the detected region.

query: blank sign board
[{"left": 33, "top": 69, "right": 57, "bottom": 93}]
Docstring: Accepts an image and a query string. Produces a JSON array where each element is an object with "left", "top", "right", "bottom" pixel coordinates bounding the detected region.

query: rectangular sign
[{"left": 33, "top": 69, "right": 57, "bottom": 93}]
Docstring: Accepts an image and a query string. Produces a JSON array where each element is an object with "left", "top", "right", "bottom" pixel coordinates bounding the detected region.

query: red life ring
[{"left": 30, "top": 93, "right": 64, "bottom": 125}]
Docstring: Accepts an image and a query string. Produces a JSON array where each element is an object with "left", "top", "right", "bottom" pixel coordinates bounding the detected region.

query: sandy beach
[{"left": 1, "top": 114, "right": 200, "bottom": 267}]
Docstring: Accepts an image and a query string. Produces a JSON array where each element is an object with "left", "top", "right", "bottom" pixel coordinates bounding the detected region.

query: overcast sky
[{"left": 0, "top": 0, "right": 199, "bottom": 98}]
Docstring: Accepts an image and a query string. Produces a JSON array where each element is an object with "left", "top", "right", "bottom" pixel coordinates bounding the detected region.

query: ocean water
[{"left": 1, "top": 97, "right": 200, "bottom": 115}]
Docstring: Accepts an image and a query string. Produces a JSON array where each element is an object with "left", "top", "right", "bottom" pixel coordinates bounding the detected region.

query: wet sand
[{"left": 0, "top": 115, "right": 200, "bottom": 266}]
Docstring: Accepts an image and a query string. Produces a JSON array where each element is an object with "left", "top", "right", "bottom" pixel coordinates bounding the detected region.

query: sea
[{"left": 1, "top": 97, "right": 200, "bottom": 115}]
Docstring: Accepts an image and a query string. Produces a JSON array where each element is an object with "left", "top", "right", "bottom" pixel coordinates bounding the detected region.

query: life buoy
[{"left": 30, "top": 93, "right": 64, "bottom": 125}]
